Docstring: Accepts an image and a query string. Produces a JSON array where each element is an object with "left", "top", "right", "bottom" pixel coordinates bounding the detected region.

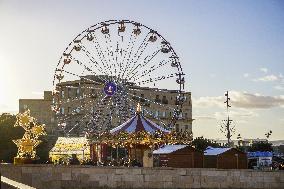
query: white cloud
[
  {"left": 214, "top": 110, "right": 258, "bottom": 120},
  {"left": 193, "top": 96, "right": 224, "bottom": 108},
  {"left": 243, "top": 73, "right": 249, "bottom": 78},
  {"left": 230, "top": 91, "right": 284, "bottom": 109},
  {"left": 194, "top": 116, "right": 216, "bottom": 121},
  {"left": 274, "top": 85, "right": 284, "bottom": 91},
  {"left": 254, "top": 74, "right": 279, "bottom": 82},
  {"left": 260, "top": 67, "right": 268, "bottom": 73},
  {"left": 193, "top": 91, "right": 284, "bottom": 109}
]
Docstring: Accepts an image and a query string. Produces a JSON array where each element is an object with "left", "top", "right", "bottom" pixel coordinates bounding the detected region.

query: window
[
  {"left": 176, "top": 124, "right": 179, "bottom": 132},
  {"left": 61, "top": 90, "right": 65, "bottom": 98},
  {"left": 155, "top": 95, "right": 161, "bottom": 103},
  {"left": 162, "top": 96, "right": 168, "bottom": 104},
  {"left": 68, "top": 107, "right": 71, "bottom": 114},
  {"left": 155, "top": 111, "right": 159, "bottom": 118},
  {"left": 140, "top": 94, "right": 145, "bottom": 102},
  {"left": 185, "top": 125, "right": 189, "bottom": 130},
  {"left": 162, "top": 111, "right": 166, "bottom": 117},
  {"left": 75, "top": 107, "right": 80, "bottom": 113},
  {"left": 67, "top": 88, "right": 71, "bottom": 98},
  {"left": 76, "top": 88, "right": 80, "bottom": 97},
  {"left": 61, "top": 107, "right": 65, "bottom": 115}
]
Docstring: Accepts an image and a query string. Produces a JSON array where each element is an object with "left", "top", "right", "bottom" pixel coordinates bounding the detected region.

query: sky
[{"left": 0, "top": 0, "right": 283, "bottom": 140}]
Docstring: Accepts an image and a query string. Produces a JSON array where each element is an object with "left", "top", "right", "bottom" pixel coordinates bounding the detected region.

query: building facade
[
  {"left": 19, "top": 76, "right": 193, "bottom": 136},
  {"left": 19, "top": 91, "right": 56, "bottom": 135}
]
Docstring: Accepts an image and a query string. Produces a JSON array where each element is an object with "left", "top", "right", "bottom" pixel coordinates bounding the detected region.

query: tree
[
  {"left": 192, "top": 136, "right": 222, "bottom": 152},
  {"left": 248, "top": 141, "right": 273, "bottom": 152},
  {"left": 0, "top": 113, "right": 24, "bottom": 162}
]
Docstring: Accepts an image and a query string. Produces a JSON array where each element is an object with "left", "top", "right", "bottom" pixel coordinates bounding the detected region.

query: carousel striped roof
[{"left": 110, "top": 113, "right": 170, "bottom": 134}]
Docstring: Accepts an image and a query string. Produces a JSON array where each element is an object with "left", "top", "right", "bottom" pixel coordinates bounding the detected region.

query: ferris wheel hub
[{"left": 103, "top": 81, "right": 117, "bottom": 96}]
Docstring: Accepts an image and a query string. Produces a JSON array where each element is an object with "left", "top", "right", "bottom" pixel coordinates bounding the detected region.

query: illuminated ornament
[
  {"left": 13, "top": 109, "right": 47, "bottom": 160},
  {"left": 136, "top": 103, "right": 142, "bottom": 113}
]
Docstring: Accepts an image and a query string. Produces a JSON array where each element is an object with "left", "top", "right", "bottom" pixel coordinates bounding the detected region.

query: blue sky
[{"left": 0, "top": 0, "right": 283, "bottom": 140}]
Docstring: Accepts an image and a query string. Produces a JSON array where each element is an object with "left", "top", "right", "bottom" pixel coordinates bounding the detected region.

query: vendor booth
[{"left": 49, "top": 137, "right": 90, "bottom": 163}]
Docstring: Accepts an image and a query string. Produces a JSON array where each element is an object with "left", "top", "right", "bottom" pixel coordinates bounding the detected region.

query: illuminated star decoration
[{"left": 13, "top": 109, "right": 46, "bottom": 159}]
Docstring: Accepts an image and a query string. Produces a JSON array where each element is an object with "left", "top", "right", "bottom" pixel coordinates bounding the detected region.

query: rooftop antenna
[{"left": 220, "top": 91, "right": 235, "bottom": 146}]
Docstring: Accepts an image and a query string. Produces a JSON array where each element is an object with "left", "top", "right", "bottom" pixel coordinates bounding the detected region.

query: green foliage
[
  {"left": 248, "top": 141, "right": 273, "bottom": 152},
  {"left": 0, "top": 113, "right": 24, "bottom": 162},
  {"left": 0, "top": 113, "right": 55, "bottom": 163},
  {"left": 192, "top": 136, "right": 222, "bottom": 152}
]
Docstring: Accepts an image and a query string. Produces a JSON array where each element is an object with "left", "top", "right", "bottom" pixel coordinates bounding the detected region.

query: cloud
[
  {"left": 260, "top": 67, "right": 268, "bottom": 73},
  {"left": 254, "top": 74, "right": 279, "bottom": 82},
  {"left": 214, "top": 110, "right": 258, "bottom": 120},
  {"left": 193, "top": 91, "right": 284, "bottom": 109},
  {"left": 243, "top": 73, "right": 249, "bottom": 78},
  {"left": 230, "top": 91, "right": 284, "bottom": 109},
  {"left": 194, "top": 116, "right": 216, "bottom": 121},
  {"left": 274, "top": 85, "right": 284, "bottom": 91},
  {"left": 193, "top": 96, "right": 224, "bottom": 108}
]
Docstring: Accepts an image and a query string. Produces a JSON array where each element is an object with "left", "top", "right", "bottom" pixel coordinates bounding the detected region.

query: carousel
[{"left": 90, "top": 104, "right": 192, "bottom": 167}]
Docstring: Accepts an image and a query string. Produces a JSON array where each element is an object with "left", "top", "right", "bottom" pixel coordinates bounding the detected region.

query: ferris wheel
[{"left": 52, "top": 20, "right": 186, "bottom": 136}]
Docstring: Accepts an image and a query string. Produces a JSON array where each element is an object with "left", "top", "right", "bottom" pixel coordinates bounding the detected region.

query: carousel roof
[{"left": 110, "top": 113, "right": 170, "bottom": 134}]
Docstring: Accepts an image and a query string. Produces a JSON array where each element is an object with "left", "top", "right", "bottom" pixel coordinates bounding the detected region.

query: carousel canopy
[{"left": 110, "top": 113, "right": 170, "bottom": 134}]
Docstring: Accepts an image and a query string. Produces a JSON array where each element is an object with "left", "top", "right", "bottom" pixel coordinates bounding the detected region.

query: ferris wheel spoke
[
  {"left": 79, "top": 46, "right": 110, "bottom": 76},
  {"left": 123, "top": 32, "right": 151, "bottom": 80},
  {"left": 66, "top": 112, "right": 93, "bottom": 135},
  {"left": 126, "top": 49, "right": 161, "bottom": 81},
  {"left": 104, "top": 34, "right": 118, "bottom": 74},
  {"left": 92, "top": 35, "right": 114, "bottom": 76},
  {"left": 90, "top": 95, "right": 113, "bottom": 131},
  {"left": 56, "top": 69, "right": 105, "bottom": 85},
  {"left": 130, "top": 59, "right": 172, "bottom": 82},
  {"left": 70, "top": 56, "right": 108, "bottom": 83},
  {"left": 119, "top": 33, "right": 137, "bottom": 78},
  {"left": 135, "top": 73, "right": 175, "bottom": 85}
]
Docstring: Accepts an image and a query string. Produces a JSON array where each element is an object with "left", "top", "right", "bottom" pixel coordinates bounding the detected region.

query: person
[{"left": 69, "top": 154, "right": 80, "bottom": 165}]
